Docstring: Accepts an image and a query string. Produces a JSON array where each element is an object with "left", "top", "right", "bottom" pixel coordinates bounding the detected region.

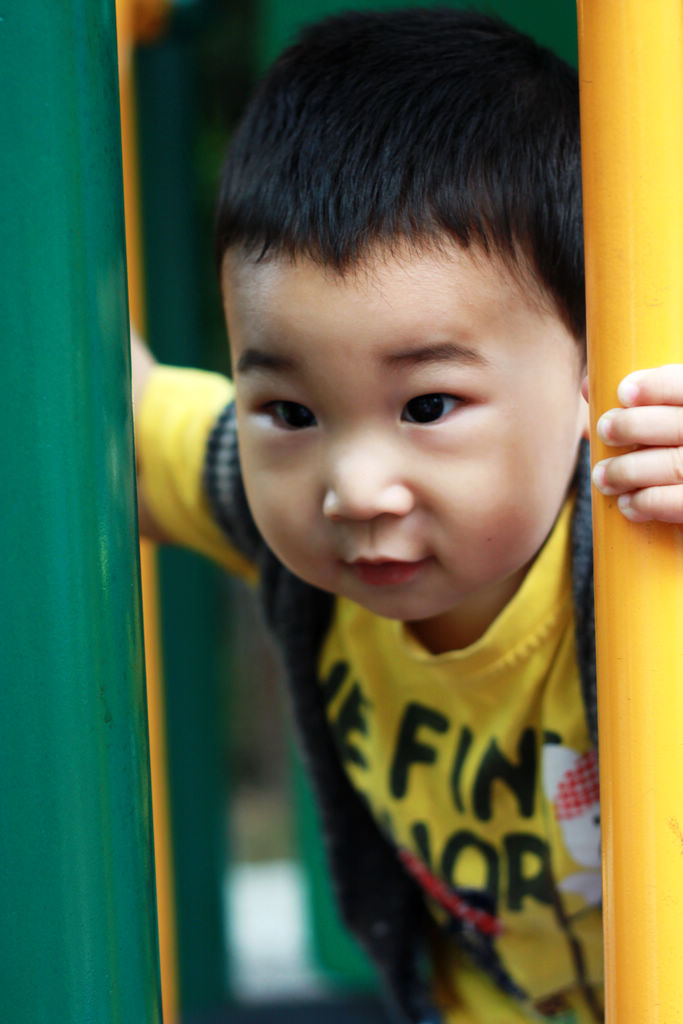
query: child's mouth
[{"left": 348, "top": 558, "right": 430, "bottom": 586}]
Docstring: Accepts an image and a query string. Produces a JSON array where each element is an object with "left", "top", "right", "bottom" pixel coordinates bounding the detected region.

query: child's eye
[
  {"left": 269, "top": 400, "right": 317, "bottom": 429},
  {"left": 401, "top": 393, "right": 459, "bottom": 424}
]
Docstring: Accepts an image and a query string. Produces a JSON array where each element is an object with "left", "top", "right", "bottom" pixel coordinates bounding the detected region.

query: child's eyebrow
[
  {"left": 235, "top": 348, "right": 298, "bottom": 375},
  {"left": 384, "top": 342, "right": 490, "bottom": 369},
  {"left": 235, "top": 341, "right": 489, "bottom": 376}
]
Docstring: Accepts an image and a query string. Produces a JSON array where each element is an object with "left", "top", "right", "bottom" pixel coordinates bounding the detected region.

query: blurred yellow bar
[
  {"left": 115, "top": 2, "right": 179, "bottom": 1021},
  {"left": 577, "top": 2, "right": 683, "bottom": 1020}
]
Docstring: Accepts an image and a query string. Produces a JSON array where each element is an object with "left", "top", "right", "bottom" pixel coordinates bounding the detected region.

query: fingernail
[
  {"left": 617, "top": 377, "right": 639, "bottom": 406},
  {"left": 617, "top": 494, "right": 639, "bottom": 521},
  {"left": 596, "top": 412, "right": 614, "bottom": 442},
  {"left": 592, "top": 462, "right": 616, "bottom": 494}
]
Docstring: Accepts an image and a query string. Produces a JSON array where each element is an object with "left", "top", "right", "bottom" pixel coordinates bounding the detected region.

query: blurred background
[{"left": 126, "top": 2, "right": 578, "bottom": 1021}]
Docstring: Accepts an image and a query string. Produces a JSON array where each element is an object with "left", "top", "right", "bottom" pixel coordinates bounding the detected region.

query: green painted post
[
  {"left": 0, "top": 4, "right": 161, "bottom": 1023},
  {"left": 256, "top": 0, "right": 577, "bottom": 72}
]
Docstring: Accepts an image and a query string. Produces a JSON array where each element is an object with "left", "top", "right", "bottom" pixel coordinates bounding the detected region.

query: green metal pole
[
  {"left": 0, "top": 4, "right": 161, "bottom": 1023},
  {"left": 256, "top": 0, "right": 578, "bottom": 73}
]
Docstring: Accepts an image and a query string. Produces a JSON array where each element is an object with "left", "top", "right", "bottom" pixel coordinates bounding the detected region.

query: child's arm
[
  {"left": 129, "top": 331, "right": 255, "bottom": 577},
  {"left": 591, "top": 365, "right": 683, "bottom": 523}
]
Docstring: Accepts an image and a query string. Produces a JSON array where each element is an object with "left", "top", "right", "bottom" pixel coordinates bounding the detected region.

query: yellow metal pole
[
  {"left": 115, "top": 3, "right": 179, "bottom": 1022},
  {"left": 577, "top": 3, "right": 683, "bottom": 1021}
]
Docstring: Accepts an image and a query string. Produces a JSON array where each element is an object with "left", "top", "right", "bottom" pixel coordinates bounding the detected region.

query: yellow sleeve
[{"left": 136, "top": 364, "right": 257, "bottom": 581}]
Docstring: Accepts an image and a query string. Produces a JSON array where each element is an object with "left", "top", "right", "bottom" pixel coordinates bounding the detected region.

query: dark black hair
[{"left": 215, "top": 8, "right": 584, "bottom": 339}]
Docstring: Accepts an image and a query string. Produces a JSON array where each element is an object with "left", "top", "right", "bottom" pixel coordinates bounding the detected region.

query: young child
[{"left": 133, "top": 9, "right": 683, "bottom": 1023}]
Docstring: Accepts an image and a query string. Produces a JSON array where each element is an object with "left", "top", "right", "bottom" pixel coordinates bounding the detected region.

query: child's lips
[{"left": 346, "top": 557, "right": 431, "bottom": 586}]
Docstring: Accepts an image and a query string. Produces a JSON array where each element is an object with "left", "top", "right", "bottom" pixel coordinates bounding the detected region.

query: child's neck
[{"left": 407, "top": 566, "right": 530, "bottom": 654}]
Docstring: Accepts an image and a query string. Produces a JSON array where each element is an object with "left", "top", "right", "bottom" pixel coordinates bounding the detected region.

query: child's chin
[{"left": 348, "top": 588, "right": 455, "bottom": 624}]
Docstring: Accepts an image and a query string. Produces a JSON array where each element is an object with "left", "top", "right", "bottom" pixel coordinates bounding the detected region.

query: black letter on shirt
[
  {"left": 504, "top": 834, "right": 553, "bottom": 909},
  {"left": 390, "top": 702, "right": 449, "bottom": 798},
  {"left": 411, "top": 821, "right": 433, "bottom": 870},
  {"left": 333, "top": 683, "right": 371, "bottom": 769},
  {"left": 320, "top": 660, "right": 349, "bottom": 708},
  {"left": 450, "top": 725, "right": 474, "bottom": 813},
  {"left": 473, "top": 728, "right": 537, "bottom": 821},
  {"left": 441, "top": 830, "right": 499, "bottom": 904}
]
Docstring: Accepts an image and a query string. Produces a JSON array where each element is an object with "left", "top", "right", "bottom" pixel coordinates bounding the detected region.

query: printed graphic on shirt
[
  {"left": 319, "top": 649, "right": 604, "bottom": 1022},
  {"left": 542, "top": 746, "right": 601, "bottom": 907}
]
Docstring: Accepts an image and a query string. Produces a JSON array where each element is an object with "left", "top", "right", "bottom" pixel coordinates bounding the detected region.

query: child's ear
[{"left": 580, "top": 374, "right": 590, "bottom": 440}]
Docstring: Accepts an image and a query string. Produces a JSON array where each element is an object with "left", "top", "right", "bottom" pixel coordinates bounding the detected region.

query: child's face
[{"left": 222, "top": 246, "right": 587, "bottom": 651}]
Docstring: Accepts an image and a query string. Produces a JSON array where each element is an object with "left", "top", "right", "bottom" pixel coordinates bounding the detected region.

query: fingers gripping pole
[{"left": 577, "top": 3, "right": 683, "bottom": 1020}]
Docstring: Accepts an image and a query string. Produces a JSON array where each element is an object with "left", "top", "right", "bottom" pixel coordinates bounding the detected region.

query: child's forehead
[{"left": 222, "top": 240, "right": 550, "bottom": 315}]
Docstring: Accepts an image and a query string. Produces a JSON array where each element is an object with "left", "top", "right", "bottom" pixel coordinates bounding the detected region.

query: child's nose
[{"left": 322, "top": 444, "right": 414, "bottom": 521}]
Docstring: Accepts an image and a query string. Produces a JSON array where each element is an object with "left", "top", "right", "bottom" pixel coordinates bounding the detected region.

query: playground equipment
[
  {"left": 116, "top": 0, "right": 180, "bottom": 1020},
  {"left": 3, "top": 1, "right": 683, "bottom": 1021},
  {"left": 578, "top": 3, "right": 683, "bottom": 1021},
  {"left": 1, "top": 3, "right": 161, "bottom": 1021}
]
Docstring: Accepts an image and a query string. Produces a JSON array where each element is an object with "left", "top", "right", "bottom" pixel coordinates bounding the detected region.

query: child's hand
[
  {"left": 131, "top": 325, "right": 157, "bottom": 414},
  {"left": 590, "top": 365, "right": 683, "bottom": 523}
]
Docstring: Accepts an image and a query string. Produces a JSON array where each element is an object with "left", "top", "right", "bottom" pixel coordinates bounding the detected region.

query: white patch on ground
[{"left": 225, "top": 860, "right": 328, "bottom": 1000}]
